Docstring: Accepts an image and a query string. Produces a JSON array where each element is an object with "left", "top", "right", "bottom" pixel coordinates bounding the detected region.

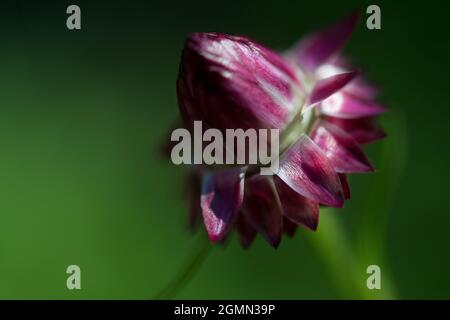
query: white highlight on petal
[
  {"left": 315, "top": 64, "right": 346, "bottom": 80},
  {"left": 321, "top": 92, "right": 344, "bottom": 114}
]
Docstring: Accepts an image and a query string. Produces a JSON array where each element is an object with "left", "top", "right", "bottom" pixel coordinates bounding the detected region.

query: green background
[{"left": 0, "top": 0, "right": 449, "bottom": 299}]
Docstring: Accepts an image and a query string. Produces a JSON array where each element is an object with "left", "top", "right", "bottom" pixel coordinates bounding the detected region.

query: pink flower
[{"left": 176, "top": 12, "right": 386, "bottom": 248}]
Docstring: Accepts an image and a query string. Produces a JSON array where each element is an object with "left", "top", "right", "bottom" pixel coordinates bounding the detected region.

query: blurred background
[{"left": 0, "top": 0, "right": 449, "bottom": 299}]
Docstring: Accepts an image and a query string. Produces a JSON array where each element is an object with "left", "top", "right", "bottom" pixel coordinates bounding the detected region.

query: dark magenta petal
[
  {"left": 242, "top": 176, "right": 283, "bottom": 248},
  {"left": 275, "top": 177, "right": 320, "bottom": 231},
  {"left": 294, "top": 11, "right": 359, "bottom": 71},
  {"left": 277, "top": 134, "right": 344, "bottom": 207},
  {"left": 236, "top": 213, "right": 257, "bottom": 248},
  {"left": 323, "top": 116, "right": 386, "bottom": 144},
  {"left": 178, "top": 32, "right": 303, "bottom": 131},
  {"left": 306, "top": 71, "right": 358, "bottom": 108},
  {"left": 200, "top": 167, "right": 245, "bottom": 242},
  {"left": 311, "top": 121, "right": 374, "bottom": 173},
  {"left": 338, "top": 173, "right": 351, "bottom": 199},
  {"left": 283, "top": 218, "right": 298, "bottom": 237},
  {"left": 320, "top": 92, "right": 386, "bottom": 118}
]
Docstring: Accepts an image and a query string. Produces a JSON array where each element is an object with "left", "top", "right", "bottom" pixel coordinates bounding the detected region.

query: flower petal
[
  {"left": 315, "top": 62, "right": 379, "bottom": 100},
  {"left": 200, "top": 167, "right": 245, "bottom": 242},
  {"left": 242, "top": 176, "right": 283, "bottom": 248},
  {"left": 294, "top": 11, "right": 359, "bottom": 71},
  {"left": 275, "top": 177, "right": 320, "bottom": 231},
  {"left": 320, "top": 92, "right": 386, "bottom": 118},
  {"left": 283, "top": 218, "right": 298, "bottom": 237},
  {"left": 345, "top": 78, "right": 379, "bottom": 100},
  {"left": 306, "top": 71, "right": 358, "bottom": 108},
  {"left": 338, "top": 173, "right": 351, "bottom": 199},
  {"left": 323, "top": 116, "right": 386, "bottom": 144},
  {"left": 236, "top": 213, "right": 257, "bottom": 248},
  {"left": 277, "top": 134, "right": 344, "bottom": 207},
  {"left": 178, "top": 32, "right": 303, "bottom": 131},
  {"left": 311, "top": 121, "right": 374, "bottom": 173}
]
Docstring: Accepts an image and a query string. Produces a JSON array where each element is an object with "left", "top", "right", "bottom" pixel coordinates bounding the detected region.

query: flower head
[{"left": 175, "top": 12, "right": 386, "bottom": 248}]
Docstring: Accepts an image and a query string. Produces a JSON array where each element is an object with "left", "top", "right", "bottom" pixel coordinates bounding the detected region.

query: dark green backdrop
[{"left": 0, "top": 0, "right": 449, "bottom": 299}]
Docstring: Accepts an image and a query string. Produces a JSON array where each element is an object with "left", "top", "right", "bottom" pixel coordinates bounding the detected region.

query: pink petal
[
  {"left": 344, "top": 78, "right": 379, "bottom": 100},
  {"left": 277, "top": 134, "right": 344, "bottom": 207},
  {"left": 311, "top": 121, "right": 374, "bottom": 173},
  {"left": 242, "top": 176, "right": 283, "bottom": 248},
  {"left": 178, "top": 33, "right": 302, "bottom": 132},
  {"left": 200, "top": 167, "right": 245, "bottom": 242},
  {"left": 306, "top": 71, "right": 358, "bottom": 108},
  {"left": 314, "top": 62, "right": 379, "bottom": 100},
  {"left": 294, "top": 11, "right": 360, "bottom": 71},
  {"left": 324, "top": 116, "right": 386, "bottom": 144},
  {"left": 319, "top": 92, "right": 386, "bottom": 118},
  {"left": 275, "top": 177, "right": 320, "bottom": 231}
]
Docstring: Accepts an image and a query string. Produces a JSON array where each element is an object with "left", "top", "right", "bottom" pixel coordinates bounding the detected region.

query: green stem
[
  {"left": 304, "top": 110, "right": 406, "bottom": 300},
  {"left": 154, "top": 234, "right": 212, "bottom": 299},
  {"left": 304, "top": 211, "right": 365, "bottom": 299},
  {"left": 354, "top": 109, "right": 407, "bottom": 299},
  {"left": 305, "top": 210, "right": 396, "bottom": 299}
]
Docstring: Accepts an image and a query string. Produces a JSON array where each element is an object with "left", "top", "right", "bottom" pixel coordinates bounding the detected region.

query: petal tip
[
  {"left": 269, "top": 237, "right": 282, "bottom": 249},
  {"left": 207, "top": 233, "right": 222, "bottom": 243}
]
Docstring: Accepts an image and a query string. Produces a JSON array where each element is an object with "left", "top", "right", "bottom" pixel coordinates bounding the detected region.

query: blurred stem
[
  {"left": 305, "top": 110, "right": 406, "bottom": 300},
  {"left": 154, "top": 233, "right": 211, "bottom": 299},
  {"left": 305, "top": 210, "right": 396, "bottom": 299},
  {"left": 304, "top": 211, "right": 366, "bottom": 299},
  {"left": 354, "top": 109, "right": 407, "bottom": 299}
]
